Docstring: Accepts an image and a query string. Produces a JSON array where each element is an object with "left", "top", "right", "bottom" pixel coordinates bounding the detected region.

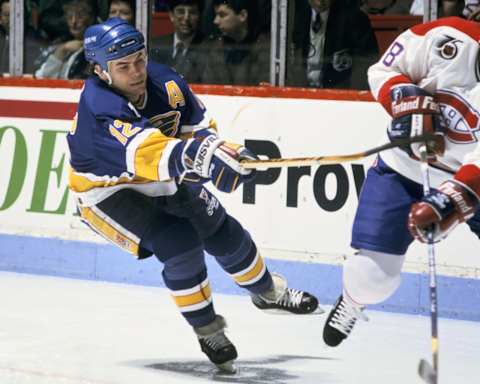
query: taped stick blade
[{"left": 418, "top": 359, "right": 437, "bottom": 384}]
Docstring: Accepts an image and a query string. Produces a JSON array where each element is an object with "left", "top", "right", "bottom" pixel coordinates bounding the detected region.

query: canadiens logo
[{"left": 435, "top": 90, "right": 480, "bottom": 144}]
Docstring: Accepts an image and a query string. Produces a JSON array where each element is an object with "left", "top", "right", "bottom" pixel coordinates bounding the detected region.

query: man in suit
[
  {"left": 150, "top": 0, "right": 206, "bottom": 83},
  {"left": 289, "top": 0, "right": 379, "bottom": 89}
]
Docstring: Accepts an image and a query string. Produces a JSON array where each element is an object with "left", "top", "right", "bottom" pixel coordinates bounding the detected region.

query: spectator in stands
[
  {"left": 289, "top": 0, "right": 379, "bottom": 89},
  {"left": 409, "top": 0, "right": 462, "bottom": 16},
  {"left": 464, "top": 1, "right": 480, "bottom": 21},
  {"left": 149, "top": 0, "right": 207, "bottom": 83},
  {"left": 201, "top": 0, "right": 270, "bottom": 39},
  {"left": 35, "top": 0, "right": 97, "bottom": 79},
  {"left": 0, "top": 0, "right": 46, "bottom": 74},
  {"left": 108, "top": 0, "right": 135, "bottom": 25},
  {"left": 202, "top": 0, "right": 270, "bottom": 85},
  {"left": 361, "top": 0, "right": 412, "bottom": 14}
]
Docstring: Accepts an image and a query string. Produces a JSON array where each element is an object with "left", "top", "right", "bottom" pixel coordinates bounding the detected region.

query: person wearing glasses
[{"left": 150, "top": 0, "right": 207, "bottom": 83}]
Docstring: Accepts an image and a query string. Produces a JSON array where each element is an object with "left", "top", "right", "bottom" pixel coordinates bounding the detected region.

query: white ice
[{"left": 0, "top": 271, "right": 477, "bottom": 384}]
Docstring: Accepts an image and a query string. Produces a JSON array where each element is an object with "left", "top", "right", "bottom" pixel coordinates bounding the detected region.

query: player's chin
[{"left": 129, "top": 80, "right": 146, "bottom": 91}]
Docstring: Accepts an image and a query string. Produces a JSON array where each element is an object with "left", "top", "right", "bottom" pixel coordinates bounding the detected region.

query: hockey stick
[
  {"left": 417, "top": 145, "right": 439, "bottom": 384},
  {"left": 240, "top": 134, "right": 436, "bottom": 169}
]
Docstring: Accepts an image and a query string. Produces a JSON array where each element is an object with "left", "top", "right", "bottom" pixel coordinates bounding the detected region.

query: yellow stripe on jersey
[
  {"left": 79, "top": 206, "right": 140, "bottom": 256},
  {"left": 233, "top": 253, "right": 266, "bottom": 285},
  {"left": 131, "top": 130, "right": 176, "bottom": 181},
  {"left": 172, "top": 283, "right": 212, "bottom": 308}
]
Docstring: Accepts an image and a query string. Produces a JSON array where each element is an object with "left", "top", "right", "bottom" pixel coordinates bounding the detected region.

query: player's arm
[
  {"left": 106, "top": 113, "right": 257, "bottom": 194},
  {"left": 368, "top": 22, "right": 447, "bottom": 159},
  {"left": 408, "top": 154, "right": 480, "bottom": 243},
  {"left": 159, "top": 72, "right": 254, "bottom": 191}
]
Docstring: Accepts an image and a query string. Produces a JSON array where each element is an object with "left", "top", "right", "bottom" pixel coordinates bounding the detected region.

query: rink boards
[{"left": 0, "top": 82, "right": 479, "bottom": 321}]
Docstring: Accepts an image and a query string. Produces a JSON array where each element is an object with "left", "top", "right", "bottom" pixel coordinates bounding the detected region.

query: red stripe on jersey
[
  {"left": 0, "top": 99, "right": 77, "bottom": 119},
  {"left": 455, "top": 164, "right": 480, "bottom": 197},
  {"left": 411, "top": 17, "right": 480, "bottom": 41},
  {"left": 377, "top": 74, "right": 412, "bottom": 115}
]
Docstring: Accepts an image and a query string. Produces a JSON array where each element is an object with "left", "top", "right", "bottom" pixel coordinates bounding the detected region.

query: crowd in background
[{"left": 0, "top": 0, "right": 479, "bottom": 89}]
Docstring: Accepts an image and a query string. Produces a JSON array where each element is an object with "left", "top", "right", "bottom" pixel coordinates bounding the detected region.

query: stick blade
[{"left": 418, "top": 359, "right": 437, "bottom": 384}]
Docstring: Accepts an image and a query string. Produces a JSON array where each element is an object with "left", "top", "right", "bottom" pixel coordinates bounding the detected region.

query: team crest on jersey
[
  {"left": 435, "top": 36, "right": 463, "bottom": 60},
  {"left": 149, "top": 111, "right": 181, "bottom": 137},
  {"left": 435, "top": 90, "right": 480, "bottom": 144}
]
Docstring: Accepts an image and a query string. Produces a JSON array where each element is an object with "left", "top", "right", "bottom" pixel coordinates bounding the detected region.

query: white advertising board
[{"left": 0, "top": 86, "right": 478, "bottom": 278}]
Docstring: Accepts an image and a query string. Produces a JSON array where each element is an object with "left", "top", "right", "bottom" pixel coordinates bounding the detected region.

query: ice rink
[{"left": 0, "top": 271, "right": 478, "bottom": 384}]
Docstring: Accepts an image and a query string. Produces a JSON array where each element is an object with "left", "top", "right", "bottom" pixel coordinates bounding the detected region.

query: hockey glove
[
  {"left": 388, "top": 85, "right": 445, "bottom": 160},
  {"left": 174, "top": 135, "right": 257, "bottom": 193},
  {"left": 408, "top": 179, "right": 480, "bottom": 243},
  {"left": 178, "top": 126, "right": 218, "bottom": 187}
]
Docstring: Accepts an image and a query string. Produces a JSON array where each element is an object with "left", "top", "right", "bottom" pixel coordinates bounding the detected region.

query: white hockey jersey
[{"left": 369, "top": 17, "right": 480, "bottom": 189}]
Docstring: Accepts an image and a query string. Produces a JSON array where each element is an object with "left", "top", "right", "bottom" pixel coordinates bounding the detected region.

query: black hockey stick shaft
[
  {"left": 418, "top": 145, "right": 439, "bottom": 384},
  {"left": 240, "top": 134, "right": 437, "bottom": 169}
]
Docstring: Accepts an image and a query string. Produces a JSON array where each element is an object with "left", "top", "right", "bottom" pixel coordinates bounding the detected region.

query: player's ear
[{"left": 94, "top": 64, "right": 106, "bottom": 79}]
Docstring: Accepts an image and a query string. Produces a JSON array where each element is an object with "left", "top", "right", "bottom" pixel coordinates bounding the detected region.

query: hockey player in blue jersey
[{"left": 67, "top": 17, "right": 320, "bottom": 372}]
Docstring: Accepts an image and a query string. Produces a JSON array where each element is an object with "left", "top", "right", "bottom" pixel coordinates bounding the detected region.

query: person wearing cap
[{"left": 67, "top": 17, "right": 321, "bottom": 372}]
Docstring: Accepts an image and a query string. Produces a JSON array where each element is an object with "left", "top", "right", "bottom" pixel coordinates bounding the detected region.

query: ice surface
[{"left": 0, "top": 272, "right": 477, "bottom": 384}]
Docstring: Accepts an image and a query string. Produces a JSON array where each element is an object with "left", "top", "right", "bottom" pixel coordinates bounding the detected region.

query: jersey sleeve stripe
[
  {"left": 134, "top": 132, "right": 176, "bottom": 180},
  {"left": 126, "top": 128, "right": 159, "bottom": 174},
  {"left": 410, "top": 16, "right": 480, "bottom": 42},
  {"left": 455, "top": 164, "right": 480, "bottom": 198},
  {"left": 126, "top": 128, "right": 178, "bottom": 181},
  {"left": 158, "top": 139, "right": 179, "bottom": 180}
]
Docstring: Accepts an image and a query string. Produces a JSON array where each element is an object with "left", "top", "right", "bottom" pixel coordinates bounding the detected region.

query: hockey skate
[
  {"left": 251, "top": 273, "right": 323, "bottom": 314},
  {"left": 323, "top": 294, "right": 368, "bottom": 347},
  {"left": 194, "top": 315, "right": 238, "bottom": 373}
]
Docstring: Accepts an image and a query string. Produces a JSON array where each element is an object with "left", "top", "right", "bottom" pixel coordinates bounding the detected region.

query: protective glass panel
[
  {"left": 148, "top": 0, "right": 272, "bottom": 86},
  {"left": 29, "top": 0, "right": 136, "bottom": 79},
  {"left": 284, "top": 0, "right": 462, "bottom": 90}
]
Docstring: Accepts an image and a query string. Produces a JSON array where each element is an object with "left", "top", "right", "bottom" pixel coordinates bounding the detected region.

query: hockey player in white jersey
[{"left": 323, "top": 16, "right": 480, "bottom": 347}]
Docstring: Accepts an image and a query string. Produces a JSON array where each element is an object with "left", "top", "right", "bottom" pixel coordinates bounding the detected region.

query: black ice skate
[
  {"left": 323, "top": 294, "right": 368, "bottom": 347},
  {"left": 194, "top": 315, "right": 238, "bottom": 373},
  {"left": 251, "top": 273, "right": 323, "bottom": 315}
]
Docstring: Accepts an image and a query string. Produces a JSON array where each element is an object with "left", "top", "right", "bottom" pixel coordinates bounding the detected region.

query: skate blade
[
  {"left": 215, "top": 360, "right": 237, "bottom": 374},
  {"left": 260, "top": 306, "right": 325, "bottom": 315}
]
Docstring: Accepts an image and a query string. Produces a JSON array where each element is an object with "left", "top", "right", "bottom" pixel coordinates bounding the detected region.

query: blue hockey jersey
[{"left": 67, "top": 62, "right": 212, "bottom": 206}]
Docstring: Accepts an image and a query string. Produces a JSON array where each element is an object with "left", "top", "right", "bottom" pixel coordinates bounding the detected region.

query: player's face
[
  {"left": 308, "top": 0, "right": 331, "bottom": 12},
  {"left": 108, "top": 1, "right": 134, "bottom": 25},
  {"left": 213, "top": 4, "right": 246, "bottom": 39},
  {"left": 108, "top": 49, "right": 147, "bottom": 102},
  {"left": 170, "top": 5, "right": 200, "bottom": 39}
]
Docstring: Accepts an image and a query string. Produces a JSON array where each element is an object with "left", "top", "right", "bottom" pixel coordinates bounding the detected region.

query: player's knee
[
  {"left": 163, "top": 247, "right": 206, "bottom": 280},
  {"left": 343, "top": 249, "right": 405, "bottom": 305},
  {"left": 203, "top": 215, "right": 249, "bottom": 256},
  {"left": 146, "top": 218, "right": 203, "bottom": 262}
]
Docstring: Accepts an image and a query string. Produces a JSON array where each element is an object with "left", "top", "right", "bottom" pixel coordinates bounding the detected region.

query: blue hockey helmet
[{"left": 84, "top": 17, "right": 145, "bottom": 71}]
